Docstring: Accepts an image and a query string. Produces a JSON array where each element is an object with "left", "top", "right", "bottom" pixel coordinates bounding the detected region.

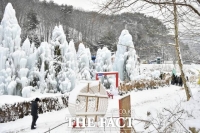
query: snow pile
[
  {"left": 0, "top": 95, "right": 26, "bottom": 107},
  {"left": 182, "top": 89, "right": 200, "bottom": 131},
  {"left": 150, "top": 70, "right": 161, "bottom": 79},
  {"left": 130, "top": 86, "right": 200, "bottom": 133},
  {"left": 22, "top": 86, "right": 34, "bottom": 98}
]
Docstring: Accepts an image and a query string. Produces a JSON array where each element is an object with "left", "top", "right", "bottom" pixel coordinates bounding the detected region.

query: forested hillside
[{"left": 0, "top": 0, "right": 192, "bottom": 62}]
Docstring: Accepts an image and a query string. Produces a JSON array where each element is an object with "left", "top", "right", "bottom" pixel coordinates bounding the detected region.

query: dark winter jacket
[{"left": 31, "top": 101, "right": 38, "bottom": 116}]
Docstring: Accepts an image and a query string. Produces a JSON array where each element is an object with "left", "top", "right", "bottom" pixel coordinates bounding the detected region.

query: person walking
[{"left": 31, "top": 98, "right": 41, "bottom": 130}]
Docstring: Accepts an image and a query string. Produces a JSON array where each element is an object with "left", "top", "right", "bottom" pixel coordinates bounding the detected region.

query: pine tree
[
  {"left": 23, "top": 10, "right": 40, "bottom": 48},
  {"left": 24, "top": 10, "right": 39, "bottom": 31},
  {"left": 33, "top": 35, "right": 40, "bottom": 48}
]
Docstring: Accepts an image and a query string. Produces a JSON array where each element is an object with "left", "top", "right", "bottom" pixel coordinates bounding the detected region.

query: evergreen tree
[
  {"left": 24, "top": 10, "right": 39, "bottom": 31},
  {"left": 23, "top": 10, "right": 40, "bottom": 48},
  {"left": 99, "top": 31, "right": 117, "bottom": 52},
  {"left": 33, "top": 35, "right": 40, "bottom": 48}
]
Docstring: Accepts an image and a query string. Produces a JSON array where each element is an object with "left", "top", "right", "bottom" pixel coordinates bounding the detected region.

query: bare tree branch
[{"left": 164, "top": 108, "right": 190, "bottom": 133}]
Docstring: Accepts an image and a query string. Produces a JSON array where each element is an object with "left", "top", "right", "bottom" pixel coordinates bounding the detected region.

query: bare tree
[
  {"left": 98, "top": 0, "right": 200, "bottom": 100},
  {"left": 172, "top": 0, "right": 192, "bottom": 101}
]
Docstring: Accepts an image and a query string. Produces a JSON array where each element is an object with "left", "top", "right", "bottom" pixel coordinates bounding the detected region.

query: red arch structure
[{"left": 96, "top": 71, "right": 119, "bottom": 88}]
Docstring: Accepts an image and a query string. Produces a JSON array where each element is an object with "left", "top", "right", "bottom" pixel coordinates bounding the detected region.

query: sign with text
[{"left": 119, "top": 95, "right": 132, "bottom": 133}]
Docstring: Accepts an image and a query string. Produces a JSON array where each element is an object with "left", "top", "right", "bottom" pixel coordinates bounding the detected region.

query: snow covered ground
[
  {"left": 1, "top": 2, "right": 200, "bottom": 133},
  {"left": 1, "top": 84, "right": 200, "bottom": 133}
]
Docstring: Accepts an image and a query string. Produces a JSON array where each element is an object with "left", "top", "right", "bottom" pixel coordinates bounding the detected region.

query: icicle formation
[
  {"left": 67, "top": 40, "right": 77, "bottom": 71},
  {"left": 0, "top": 3, "right": 21, "bottom": 52},
  {"left": 113, "top": 29, "right": 140, "bottom": 81},
  {"left": 77, "top": 43, "right": 91, "bottom": 80},
  {"left": 0, "top": 3, "right": 39, "bottom": 97},
  {"left": 50, "top": 25, "right": 77, "bottom": 93},
  {"left": 37, "top": 42, "right": 51, "bottom": 93},
  {"left": 51, "top": 25, "right": 68, "bottom": 61},
  {"left": 0, "top": 3, "right": 22, "bottom": 96},
  {"left": 0, "top": 3, "right": 22, "bottom": 71},
  {"left": 95, "top": 47, "right": 114, "bottom": 90},
  {"left": 95, "top": 47, "right": 112, "bottom": 72}
]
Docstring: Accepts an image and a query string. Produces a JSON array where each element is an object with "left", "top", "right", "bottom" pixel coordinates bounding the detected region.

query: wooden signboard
[{"left": 119, "top": 95, "right": 131, "bottom": 133}]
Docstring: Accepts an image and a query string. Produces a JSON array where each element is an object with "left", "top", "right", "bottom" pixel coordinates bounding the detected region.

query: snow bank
[
  {"left": 0, "top": 92, "right": 69, "bottom": 123},
  {"left": 0, "top": 95, "right": 25, "bottom": 107},
  {"left": 0, "top": 92, "right": 69, "bottom": 108}
]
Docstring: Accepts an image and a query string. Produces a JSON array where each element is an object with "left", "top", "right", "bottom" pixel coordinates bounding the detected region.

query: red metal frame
[{"left": 95, "top": 71, "right": 119, "bottom": 88}]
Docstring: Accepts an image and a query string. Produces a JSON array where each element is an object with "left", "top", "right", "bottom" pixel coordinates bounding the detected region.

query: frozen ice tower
[
  {"left": 0, "top": 3, "right": 21, "bottom": 52},
  {"left": 113, "top": 29, "right": 140, "bottom": 81}
]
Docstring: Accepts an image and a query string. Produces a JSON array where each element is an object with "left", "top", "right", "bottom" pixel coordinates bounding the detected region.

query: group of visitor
[{"left": 171, "top": 74, "right": 183, "bottom": 86}]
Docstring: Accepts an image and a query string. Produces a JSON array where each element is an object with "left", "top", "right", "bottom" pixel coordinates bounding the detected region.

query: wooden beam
[
  {"left": 85, "top": 83, "right": 90, "bottom": 124},
  {"left": 95, "top": 82, "right": 101, "bottom": 122},
  {"left": 78, "top": 93, "right": 107, "bottom": 98},
  {"left": 76, "top": 112, "right": 106, "bottom": 116}
]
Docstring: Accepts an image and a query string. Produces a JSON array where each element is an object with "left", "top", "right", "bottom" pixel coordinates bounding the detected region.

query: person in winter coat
[
  {"left": 175, "top": 75, "right": 178, "bottom": 85},
  {"left": 160, "top": 73, "right": 163, "bottom": 80},
  {"left": 31, "top": 98, "right": 41, "bottom": 129},
  {"left": 171, "top": 74, "right": 176, "bottom": 85},
  {"left": 179, "top": 76, "right": 183, "bottom": 86}
]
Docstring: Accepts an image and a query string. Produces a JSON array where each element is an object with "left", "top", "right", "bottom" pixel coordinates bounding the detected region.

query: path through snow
[{"left": 0, "top": 85, "right": 198, "bottom": 133}]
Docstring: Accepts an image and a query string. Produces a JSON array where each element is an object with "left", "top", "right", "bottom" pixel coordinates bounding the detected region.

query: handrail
[{"left": 44, "top": 121, "right": 68, "bottom": 133}]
